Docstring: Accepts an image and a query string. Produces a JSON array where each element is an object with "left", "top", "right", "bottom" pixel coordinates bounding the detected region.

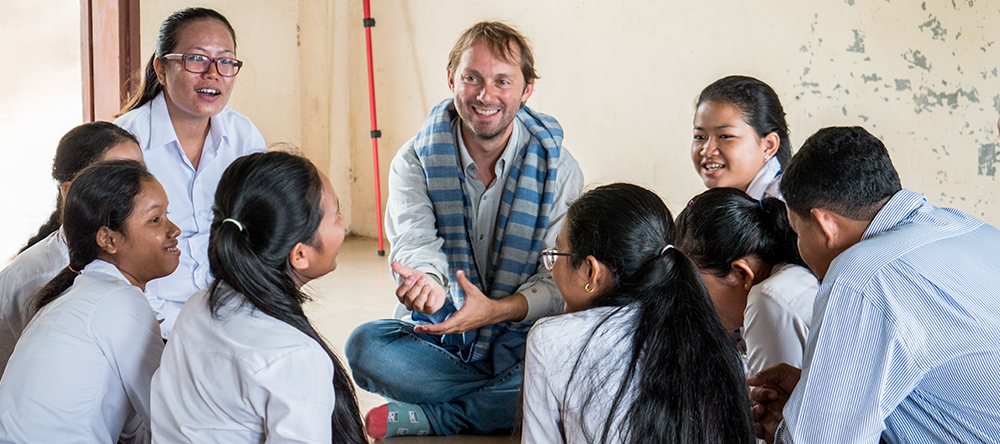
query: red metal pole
[{"left": 363, "top": 0, "right": 385, "bottom": 256}]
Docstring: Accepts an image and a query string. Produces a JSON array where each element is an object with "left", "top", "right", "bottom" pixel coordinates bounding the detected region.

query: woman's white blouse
[
  {"left": 151, "top": 286, "right": 335, "bottom": 444},
  {"left": 522, "top": 306, "right": 636, "bottom": 444},
  {"left": 743, "top": 263, "right": 819, "bottom": 376},
  {"left": 0, "top": 260, "right": 164, "bottom": 444},
  {"left": 0, "top": 230, "right": 67, "bottom": 376},
  {"left": 114, "top": 93, "right": 266, "bottom": 338},
  {"left": 745, "top": 156, "right": 783, "bottom": 200}
]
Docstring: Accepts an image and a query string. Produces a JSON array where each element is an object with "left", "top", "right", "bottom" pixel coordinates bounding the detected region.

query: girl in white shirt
[
  {"left": 0, "top": 122, "right": 142, "bottom": 377},
  {"left": 690, "top": 76, "right": 792, "bottom": 200},
  {"left": 115, "top": 7, "right": 266, "bottom": 337},
  {"left": 675, "top": 188, "right": 819, "bottom": 376},
  {"left": 0, "top": 160, "right": 180, "bottom": 443},
  {"left": 152, "top": 152, "right": 366, "bottom": 444},
  {"left": 522, "top": 183, "right": 755, "bottom": 444}
]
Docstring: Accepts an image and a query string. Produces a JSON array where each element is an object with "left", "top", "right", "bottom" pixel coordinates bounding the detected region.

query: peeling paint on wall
[
  {"left": 863, "top": 73, "right": 883, "bottom": 83},
  {"left": 895, "top": 79, "right": 912, "bottom": 91},
  {"left": 979, "top": 143, "right": 998, "bottom": 176},
  {"left": 847, "top": 30, "right": 865, "bottom": 53},
  {"left": 903, "top": 49, "right": 932, "bottom": 71},
  {"left": 912, "top": 86, "right": 979, "bottom": 113},
  {"left": 919, "top": 16, "right": 948, "bottom": 40}
]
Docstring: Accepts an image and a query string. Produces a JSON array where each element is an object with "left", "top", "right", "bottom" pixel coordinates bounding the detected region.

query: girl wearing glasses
[
  {"left": 691, "top": 75, "right": 791, "bottom": 200},
  {"left": 522, "top": 183, "right": 755, "bottom": 444},
  {"left": 115, "top": 7, "right": 265, "bottom": 338}
]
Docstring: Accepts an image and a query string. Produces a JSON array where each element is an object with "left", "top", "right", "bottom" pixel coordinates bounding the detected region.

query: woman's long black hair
[
  {"left": 21, "top": 122, "right": 139, "bottom": 253},
  {"left": 120, "top": 7, "right": 236, "bottom": 114},
  {"left": 563, "top": 183, "right": 755, "bottom": 444},
  {"left": 697, "top": 75, "right": 792, "bottom": 166},
  {"left": 207, "top": 151, "right": 365, "bottom": 444},
  {"left": 32, "top": 160, "right": 152, "bottom": 312},
  {"left": 675, "top": 187, "right": 805, "bottom": 278}
]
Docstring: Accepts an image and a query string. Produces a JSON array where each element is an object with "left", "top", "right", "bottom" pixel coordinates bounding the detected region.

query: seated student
[
  {"left": 691, "top": 75, "right": 791, "bottom": 200},
  {"left": 750, "top": 127, "right": 1000, "bottom": 443},
  {"left": 0, "top": 160, "right": 177, "bottom": 443},
  {"left": 151, "top": 152, "right": 366, "bottom": 444},
  {"left": 676, "top": 188, "right": 819, "bottom": 375},
  {"left": 521, "top": 183, "right": 755, "bottom": 444},
  {"left": 0, "top": 121, "right": 142, "bottom": 376}
]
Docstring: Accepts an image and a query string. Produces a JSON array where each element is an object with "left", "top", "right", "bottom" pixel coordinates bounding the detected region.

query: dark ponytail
[
  {"left": 563, "top": 183, "right": 755, "bottom": 444},
  {"left": 120, "top": 7, "right": 236, "bottom": 114},
  {"left": 697, "top": 75, "right": 792, "bottom": 166},
  {"left": 675, "top": 187, "right": 805, "bottom": 279},
  {"left": 20, "top": 122, "right": 138, "bottom": 253},
  {"left": 207, "top": 152, "right": 365, "bottom": 444},
  {"left": 32, "top": 160, "right": 152, "bottom": 312}
]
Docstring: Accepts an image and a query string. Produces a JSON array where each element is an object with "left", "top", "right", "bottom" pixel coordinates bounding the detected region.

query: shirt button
[
  {"left": 479, "top": 234, "right": 484, "bottom": 240},
  {"left": 482, "top": 195, "right": 487, "bottom": 200},
  {"left": 531, "top": 288, "right": 538, "bottom": 293}
]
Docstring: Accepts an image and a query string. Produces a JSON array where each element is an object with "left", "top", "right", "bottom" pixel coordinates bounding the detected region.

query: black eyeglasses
[
  {"left": 541, "top": 248, "right": 573, "bottom": 270},
  {"left": 161, "top": 53, "right": 243, "bottom": 77}
]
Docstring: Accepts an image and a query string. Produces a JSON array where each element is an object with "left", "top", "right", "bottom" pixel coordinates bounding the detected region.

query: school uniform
[
  {"left": 746, "top": 157, "right": 783, "bottom": 200},
  {"left": 0, "top": 260, "right": 163, "bottom": 444},
  {"left": 522, "top": 306, "right": 636, "bottom": 444},
  {"left": 0, "top": 230, "right": 67, "bottom": 376},
  {"left": 151, "top": 285, "right": 335, "bottom": 444},
  {"left": 743, "top": 263, "right": 819, "bottom": 376},
  {"left": 115, "top": 93, "right": 266, "bottom": 338}
]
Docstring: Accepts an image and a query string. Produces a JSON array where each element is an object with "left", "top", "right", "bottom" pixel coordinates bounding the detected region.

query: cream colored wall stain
[{"left": 140, "top": 0, "right": 1000, "bottom": 237}]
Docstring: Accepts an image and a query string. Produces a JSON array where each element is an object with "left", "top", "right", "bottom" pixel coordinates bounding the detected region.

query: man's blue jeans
[{"left": 345, "top": 319, "right": 522, "bottom": 435}]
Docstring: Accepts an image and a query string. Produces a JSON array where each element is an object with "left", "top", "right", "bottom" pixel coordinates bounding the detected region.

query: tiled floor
[{"left": 303, "top": 237, "right": 519, "bottom": 444}]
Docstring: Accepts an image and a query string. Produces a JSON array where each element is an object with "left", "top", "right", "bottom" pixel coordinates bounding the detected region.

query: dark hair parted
[
  {"left": 564, "top": 183, "right": 755, "bottom": 444},
  {"left": 120, "top": 7, "right": 236, "bottom": 114},
  {"left": 448, "top": 21, "right": 538, "bottom": 84},
  {"left": 676, "top": 188, "right": 806, "bottom": 279},
  {"left": 207, "top": 152, "right": 365, "bottom": 444},
  {"left": 21, "top": 122, "right": 139, "bottom": 253},
  {"left": 780, "top": 126, "right": 901, "bottom": 221},
  {"left": 33, "top": 160, "right": 153, "bottom": 312},
  {"left": 697, "top": 75, "right": 792, "bottom": 166}
]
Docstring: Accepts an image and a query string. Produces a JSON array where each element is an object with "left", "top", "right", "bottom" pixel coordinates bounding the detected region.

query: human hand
[
  {"left": 415, "top": 270, "right": 525, "bottom": 335},
  {"left": 391, "top": 262, "right": 447, "bottom": 315},
  {"left": 747, "top": 363, "right": 802, "bottom": 443}
]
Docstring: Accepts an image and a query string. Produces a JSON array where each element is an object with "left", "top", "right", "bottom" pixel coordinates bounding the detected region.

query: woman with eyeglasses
[
  {"left": 521, "top": 183, "right": 755, "bottom": 444},
  {"left": 115, "top": 7, "right": 265, "bottom": 338}
]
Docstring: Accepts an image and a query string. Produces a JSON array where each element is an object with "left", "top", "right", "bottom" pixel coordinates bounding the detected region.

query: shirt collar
[
  {"left": 81, "top": 259, "right": 133, "bottom": 286},
  {"left": 861, "top": 189, "right": 926, "bottom": 241},
  {"left": 454, "top": 117, "right": 525, "bottom": 179},
  {"left": 746, "top": 157, "right": 782, "bottom": 200},
  {"left": 146, "top": 92, "right": 229, "bottom": 156}
]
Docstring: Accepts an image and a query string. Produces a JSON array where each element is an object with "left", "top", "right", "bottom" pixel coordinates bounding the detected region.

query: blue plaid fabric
[{"left": 411, "top": 98, "right": 562, "bottom": 368}]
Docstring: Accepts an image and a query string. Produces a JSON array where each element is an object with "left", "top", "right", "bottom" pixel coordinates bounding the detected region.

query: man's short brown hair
[{"left": 447, "top": 21, "right": 539, "bottom": 85}]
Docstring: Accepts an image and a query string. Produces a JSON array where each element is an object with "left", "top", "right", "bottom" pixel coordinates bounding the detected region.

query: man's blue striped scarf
[{"left": 412, "top": 98, "right": 561, "bottom": 371}]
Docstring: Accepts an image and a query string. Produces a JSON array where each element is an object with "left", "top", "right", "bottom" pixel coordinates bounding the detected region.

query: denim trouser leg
[{"left": 345, "top": 319, "right": 521, "bottom": 435}]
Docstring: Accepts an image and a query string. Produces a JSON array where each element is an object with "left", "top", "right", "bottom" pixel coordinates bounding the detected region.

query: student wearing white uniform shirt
[
  {"left": 676, "top": 188, "right": 819, "bottom": 376},
  {"left": 691, "top": 76, "right": 792, "bottom": 200},
  {"left": 115, "top": 7, "right": 265, "bottom": 337},
  {"left": 0, "top": 122, "right": 142, "bottom": 376},
  {"left": 521, "top": 183, "right": 755, "bottom": 444},
  {"left": 0, "top": 160, "right": 179, "bottom": 443},
  {"left": 152, "top": 152, "right": 366, "bottom": 444}
]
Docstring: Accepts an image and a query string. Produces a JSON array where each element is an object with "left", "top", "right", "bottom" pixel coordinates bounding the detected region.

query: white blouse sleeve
[
  {"left": 521, "top": 323, "right": 565, "bottom": 444},
  {"left": 246, "top": 345, "right": 336, "bottom": 444},
  {"left": 743, "top": 290, "right": 808, "bottom": 376},
  {"left": 93, "top": 288, "right": 165, "bottom": 443}
]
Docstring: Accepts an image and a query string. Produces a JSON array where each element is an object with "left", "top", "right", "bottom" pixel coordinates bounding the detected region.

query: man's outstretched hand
[
  {"left": 392, "top": 262, "right": 447, "bottom": 315},
  {"left": 414, "top": 270, "right": 528, "bottom": 336},
  {"left": 747, "top": 363, "right": 802, "bottom": 444}
]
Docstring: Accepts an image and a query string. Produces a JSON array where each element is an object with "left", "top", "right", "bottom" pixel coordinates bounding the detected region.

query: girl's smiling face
[{"left": 691, "top": 101, "right": 777, "bottom": 192}]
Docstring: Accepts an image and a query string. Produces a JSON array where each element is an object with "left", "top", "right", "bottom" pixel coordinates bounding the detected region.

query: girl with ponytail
[
  {"left": 521, "top": 183, "right": 755, "bottom": 444},
  {"left": 676, "top": 188, "right": 819, "bottom": 376},
  {"left": 0, "top": 122, "right": 141, "bottom": 377},
  {"left": 151, "top": 152, "right": 366, "bottom": 444},
  {"left": 0, "top": 160, "right": 180, "bottom": 443},
  {"left": 115, "top": 7, "right": 266, "bottom": 339}
]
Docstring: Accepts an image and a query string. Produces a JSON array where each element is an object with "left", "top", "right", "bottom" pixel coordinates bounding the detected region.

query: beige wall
[{"left": 140, "top": 0, "right": 1000, "bottom": 238}]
